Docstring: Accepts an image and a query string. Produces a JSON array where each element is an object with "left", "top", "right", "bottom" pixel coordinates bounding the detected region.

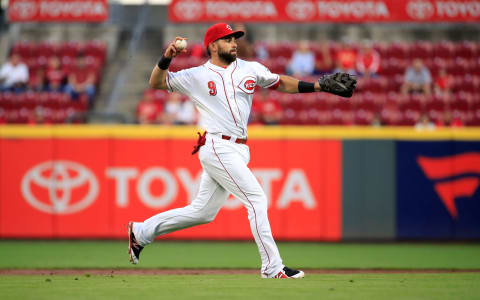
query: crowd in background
[
  {"left": 0, "top": 41, "right": 105, "bottom": 124},
  {"left": 0, "top": 33, "right": 474, "bottom": 127},
  {"left": 137, "top": 25, "right": 479, "bottom": 128}
]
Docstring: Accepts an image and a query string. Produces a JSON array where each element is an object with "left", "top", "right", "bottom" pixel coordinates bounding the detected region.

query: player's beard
[{"left": 218, "top": 47, "right": 237, "bottom": 64}]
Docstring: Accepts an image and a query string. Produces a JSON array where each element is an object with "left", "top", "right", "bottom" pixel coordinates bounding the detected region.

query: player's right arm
[{"left": 149, "top": 37, "right": 187, "bottom": 90}]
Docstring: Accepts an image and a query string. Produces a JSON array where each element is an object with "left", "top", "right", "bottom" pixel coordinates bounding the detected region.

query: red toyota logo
[
  {"left": 286, "top": 0, "right": 316, "bottom": 21},
  {"left": 406, "top": 0, "right": 435, "bottom": 20},
  {"left": 174, "top": 0, "right": 203, "bottom": 20},
  {"left": 9, "top": 0, "right": 38, "bottom": 21}
]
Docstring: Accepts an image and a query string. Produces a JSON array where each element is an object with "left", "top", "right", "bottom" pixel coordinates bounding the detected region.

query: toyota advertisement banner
[
  {"left": 8, "top": 0, "right": 109, "bottom": 23},
  {"left": 0, "top": 137, "right": 342, "bottom": 240},
  {"left": 169, "top": 0, "right": 480, "bottom": 23}
]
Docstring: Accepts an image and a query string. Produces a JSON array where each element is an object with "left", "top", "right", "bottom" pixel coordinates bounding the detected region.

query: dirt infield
[{"left": 1, "top": 269, "right": 480, "bottom": 276}]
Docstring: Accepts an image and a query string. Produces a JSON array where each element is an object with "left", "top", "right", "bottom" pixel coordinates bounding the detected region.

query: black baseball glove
[{"left": 318, "top": 73, "right": 357, "bottom": 98}]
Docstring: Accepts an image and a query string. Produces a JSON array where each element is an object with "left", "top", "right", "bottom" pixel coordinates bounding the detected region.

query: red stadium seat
[
  {"left": 11, "top": 41, "right": 35, "bottom": 58},
  {"left": 387, "top": 42, "right": 409, "bottom": 60},
  {"left": 409, "top": 41, "right": 432, "bottom": 59},
  {"left": 37, "top": 42, "right": 59, "bottom": 57},
  {"left": 454, "top": 41, "right": 477, "bottom": 59},
  {"left": 447, "top": 58, "right": 468, "bottom": 77},
  {"left": 84, "top": 41, "right": 107, "bottom": 62},
  {"left": 433, "top": 41, "right": 455, "bottom": 59},
  {"left": 60, "top": 41, "right": 82, "bottom": 58}
]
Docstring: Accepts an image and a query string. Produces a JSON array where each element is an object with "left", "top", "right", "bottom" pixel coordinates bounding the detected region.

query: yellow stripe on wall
[{"left": 1, "top": 125, "right": 480, "bottom": 141}]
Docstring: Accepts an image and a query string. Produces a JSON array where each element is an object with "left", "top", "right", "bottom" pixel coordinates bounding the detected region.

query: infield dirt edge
[{"left": 1, "top": 269, "right": 480, "bottom": 276}]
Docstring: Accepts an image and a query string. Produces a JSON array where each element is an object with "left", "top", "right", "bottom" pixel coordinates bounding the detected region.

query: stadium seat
[
  {"left": 410, "top": 41, "right": 432, "bottom": 59},
  {"left": 433, "top": 41, "right": 455, "bottom": 59},
  {"left": 387, "top": 42, "right": 409, "bottom": 60},
  {"left": 454, "top": 41, "right": 477, "bottom": 59}
]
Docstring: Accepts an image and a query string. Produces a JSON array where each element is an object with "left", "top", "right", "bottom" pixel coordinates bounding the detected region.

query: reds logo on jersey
[
  {"left": 244, "top": 80, "right": 256, "bottom": 91},
  {"left": 238, "top": 76, "right": 257, "bottom": 94}
]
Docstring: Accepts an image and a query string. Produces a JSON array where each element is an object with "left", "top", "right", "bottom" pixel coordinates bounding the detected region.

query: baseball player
[{"left": 128, "top": 23, "right": 356, "bottom": 279}]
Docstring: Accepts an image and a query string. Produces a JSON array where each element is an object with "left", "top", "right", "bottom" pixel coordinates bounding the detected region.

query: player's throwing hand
[{"left": 164, "top": 36, "right": 188, "bottom": 59}]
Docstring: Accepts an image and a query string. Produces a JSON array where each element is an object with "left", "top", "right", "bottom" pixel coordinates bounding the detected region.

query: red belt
[{"left": 222, "top": 135, "right": 247, "bottom": 144}]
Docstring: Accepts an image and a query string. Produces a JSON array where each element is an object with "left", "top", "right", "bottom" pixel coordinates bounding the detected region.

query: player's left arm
[
  {"left": 276, "top": 73, "right": 357, "bottom": 98},
  {"left": 276, "top": 75, "right": 321, "bottom": 93}
]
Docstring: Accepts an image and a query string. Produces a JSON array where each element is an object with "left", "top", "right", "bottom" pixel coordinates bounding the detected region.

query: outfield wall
[{"left": 1, "top": 125, "right": 479, "bottom": 240}]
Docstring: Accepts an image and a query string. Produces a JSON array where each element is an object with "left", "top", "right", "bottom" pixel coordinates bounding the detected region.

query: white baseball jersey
[
  {"left": 132, "top": 58, "right": 286, "bottom": 278},
  {"left": 166, "top": 59, "right": 280, "bottom": 138}
]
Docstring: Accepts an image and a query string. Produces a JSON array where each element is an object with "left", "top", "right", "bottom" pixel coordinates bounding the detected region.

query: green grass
[
  {"left": 0, "top": 241, "right": 479, "bottom": 269},
  {"left": 1, "top": 274, "right": 479, "bottom": 300}
]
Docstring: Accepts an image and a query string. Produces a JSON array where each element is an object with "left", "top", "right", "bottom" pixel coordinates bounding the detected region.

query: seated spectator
[
  {"left": 435, "top": 110, "right": 463, "bottom": 127},
  {"left": 356, "top": 41, "right": 381, "bottom": 78},
  {"left": 65, "top": 54, "right": 96, "bottom": 103},
  {"left": 234, "top": 23, "right": 254, "bottom": 60},
  {"left": 163, "top": 93, "right": 196, "bottom": 125},
  {"left": 28, "top": 68, "right": 45, "bottom": 91},
  {"left": 415, "top": 113, "right": 435, "bottom": 130},
  {"left": 255, "top": 43, "right": 269, "bottom": 61},
  {"left": 45, "top": 56, "right": 65, "bottom": 92},
  {"left": 371, "top": 112, "right": 384, "bottom": 127},
  {"left": 0, "top": 53, "right": 29, "bottom": 92},
  {"left": 137, "top": 91, "right": 163, "bottom": 124},
  {"left": 28, "top": 107, "right": 52, "bottom": 125},
  {"left": 287, "top": 40, "right": 315, "bottom": 77},
  {"left": 434, "top": 68, "right": 453, "bottom": 96},
  {"left": 314, "top": 41, "right": 333, "bottom": 75},
  {"left": 334, "top": 41, "right": 357, "bottom": 74},
  {"left": 401, "top": 59, "right": 432, "bottom": 95}
]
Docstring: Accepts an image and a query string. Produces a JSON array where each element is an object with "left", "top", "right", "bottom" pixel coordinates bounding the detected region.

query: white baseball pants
[{"left": 132, "top": 133, "right": 284, "bottom": 277}]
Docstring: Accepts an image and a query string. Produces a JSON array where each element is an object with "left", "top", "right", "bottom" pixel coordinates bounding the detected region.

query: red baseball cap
[{"left": 204, "top": 23, "right": 244, "bottom": 48}]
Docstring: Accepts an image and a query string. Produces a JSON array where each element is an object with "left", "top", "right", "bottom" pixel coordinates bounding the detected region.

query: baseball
[{"left": 175, "top": 39, "right": 187, "bottom": 51}]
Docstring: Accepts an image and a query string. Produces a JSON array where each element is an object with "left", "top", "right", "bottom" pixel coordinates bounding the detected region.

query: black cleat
[{"left": 127, "top": 222, "right": 143, "bottom": 264}]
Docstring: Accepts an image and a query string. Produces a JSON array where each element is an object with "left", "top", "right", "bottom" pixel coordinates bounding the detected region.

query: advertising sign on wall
[
  {"left": 396, "top": 141, "right": 480, "bottom": 239},
  {"left": 169, "top": 0, "right": 480, "bottom": 23},
  {"left": 8, "top": 0, "right": 109, "bottom": 22},
  {"left": 0, "top": 137, "right": 342, "bottom": 241}
]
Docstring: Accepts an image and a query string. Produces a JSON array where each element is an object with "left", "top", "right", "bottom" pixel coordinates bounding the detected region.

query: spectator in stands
[
  {"left": 65, "top": 54, "right": 96, "bottom": 103},
  {"left": 401, "top": 59, "right": 432, "bottom": 95},
  {"left": 371, "top": 112, "right": 384, "bottom": 127},
  {"left": 234, "top": 23, "right": 254, "bottom": 60},
  {"left": 28, "top": 107, "right": 51, "bottom": 125},
  {"left": 356, "top": 41, "right": 381, "bottom": 78},
  {"left": 415, "top": 113, "right": 435, "bottom": 130},
  {"left": 0, "top": 53, "right": 29, "bottom": 92},
  {"left": 28, "top": 68, "right": 45, "bottom": 91},
  {"left": 287, "top": 40, "right": 315, "bottom": 77},
  {"left": 163, "top": 92, "right": 197, "bottom": 125},
  {"left": 334, "top": 40, "right": 357, "bottom": 75},
  {"left": 255, "top": 43, "right": 269, "bottom": 61},
  {"left": 45, "top": 56, "right": 65, "bottom": 92},
  {"left": 436, "top": 110, "right": 463, "bottom": 127},
  {"left": 434, "top": 68, "right": 453, "bottom": 96},
  {"left": 137, "top": 91, "right": 163, "bottom": 124},
  {"left": 313, "top": 41, "right": 333, "bottom": 75}
]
